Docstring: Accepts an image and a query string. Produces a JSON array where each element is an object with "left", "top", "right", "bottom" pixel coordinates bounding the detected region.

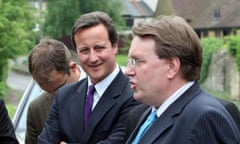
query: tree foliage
[
  {"left": 43, "top": 0, "right": 125, "bottom": 38},
  {"left": 0, "top": 0, "right": 37, "bottom": 82},
  {"left": 43, "top": 0, "right": 80, "bottom": 38}
]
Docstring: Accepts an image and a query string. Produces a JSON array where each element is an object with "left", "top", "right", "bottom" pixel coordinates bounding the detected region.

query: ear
[
  {"left": 112, "top": 43, "right": 118, "bottom": 55},
  {"left": 167, "top": 57, "right": 180, "bottom": 79},
  {"left": 69, "top": 61, "right": 77, "bottom": 72}
]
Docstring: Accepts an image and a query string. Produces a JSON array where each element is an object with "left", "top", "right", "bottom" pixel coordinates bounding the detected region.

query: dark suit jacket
[
  {"left": 125, "top": 99, "right": 240, "bottom": 141},
  {"left": 218, "top": 98, "right": 240, "bottom": 131},
  {"left": 25, "top": 92, "right": 54, "bottom": 144},
  {"left": 125, "top": 83, "right": 240, "bottom": 144},
  {"left": 0, "top": 99, "right": 19, "bottom": 144},
  {"left": 38, "top": 70, "right": 139, "bottom": 144}
]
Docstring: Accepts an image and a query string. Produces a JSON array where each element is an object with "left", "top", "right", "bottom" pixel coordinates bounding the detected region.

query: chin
[{"left": 133, "top": 94, "right": 142, "bottom": 101}]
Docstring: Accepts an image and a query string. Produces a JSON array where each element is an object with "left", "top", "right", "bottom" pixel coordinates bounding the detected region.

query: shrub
[
  {"left": 0, "top": 82, "right": 7, "bottom": 99},
  {"left": 200, "top": 37, "right": 223, "bottom": 83},
  {"left": 225, "top": 35, "right": 240, "bottom": 71}
]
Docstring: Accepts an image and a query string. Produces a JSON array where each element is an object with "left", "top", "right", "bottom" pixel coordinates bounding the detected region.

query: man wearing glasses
[{"left": 125, "top": 16, "right": 240, "bottom": 143}]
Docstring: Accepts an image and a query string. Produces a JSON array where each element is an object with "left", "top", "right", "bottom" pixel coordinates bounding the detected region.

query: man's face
[
  {"left": 37, "top": 70, "right": 68, "bottom": 95},
  {"left": 125, "top": 36, "right": 170, "bottom": 107},
  {"left": 74, "top": 24, "right": 118, "bottom": 84}
]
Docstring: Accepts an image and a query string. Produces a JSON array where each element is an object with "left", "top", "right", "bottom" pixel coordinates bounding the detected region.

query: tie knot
[
  {"left": 147, "top": 111, "right": 157, "bottom": 123},
  {"left": 88, "top": 85, "right": 95, "bottom": 94}
]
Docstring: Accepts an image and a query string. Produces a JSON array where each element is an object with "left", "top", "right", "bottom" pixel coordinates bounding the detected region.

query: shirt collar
[
  {"left": 88, "top": 64, "right": 120, "bottom": 96},
  {"left": 152, "top": 81, "right": 195, "bottom": 117}
]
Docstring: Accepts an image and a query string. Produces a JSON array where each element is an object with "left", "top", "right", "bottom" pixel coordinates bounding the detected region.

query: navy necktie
[
  {"left": 132, "top": 111, "right": 157, "bottom": 144},
  {"left": 84, "top": 85, "right": 95, "bottom": 127}
]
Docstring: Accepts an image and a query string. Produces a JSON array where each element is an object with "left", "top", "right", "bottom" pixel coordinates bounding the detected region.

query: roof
[
  {"left": 121, "top": 0, "right": 154, "bottom": 17},
  {"left": 172, "top": 0, "right": 240, "bottom": 29}
]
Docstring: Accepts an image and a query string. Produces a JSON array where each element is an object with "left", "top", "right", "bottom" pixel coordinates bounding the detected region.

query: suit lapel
[
  {"left": 70, "top": 80, "right": 88, "bottom": 138},
  {"left": 126, "top": 108, "right": 152, "bottom": 144},
  {"left": 129, "top": 83, "right": 201, "bottom": 144},
  {"left": 139, "top": 113, "right": 173, "bottom": 144},
  {"left": 82, "top": 70, "right": 128, "bottom": 143}
]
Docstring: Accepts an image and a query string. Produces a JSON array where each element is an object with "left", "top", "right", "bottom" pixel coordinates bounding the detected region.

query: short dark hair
[{"left": 71, "top": 11, "right": 118, "bottom": 49}]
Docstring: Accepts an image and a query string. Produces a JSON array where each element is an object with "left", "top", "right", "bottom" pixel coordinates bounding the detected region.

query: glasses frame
[{"left": 126, "top": 58, "right": 145, "bottom": 70}]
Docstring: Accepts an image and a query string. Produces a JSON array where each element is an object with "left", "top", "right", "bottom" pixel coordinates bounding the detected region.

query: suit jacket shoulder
[{"left": 217, "top": 98, "right": 240, "bottom": 131}]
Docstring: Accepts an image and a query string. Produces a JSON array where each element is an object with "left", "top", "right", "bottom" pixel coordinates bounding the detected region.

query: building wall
[{"left": 204, "top": 49, "right": 240, "bottom": 100}]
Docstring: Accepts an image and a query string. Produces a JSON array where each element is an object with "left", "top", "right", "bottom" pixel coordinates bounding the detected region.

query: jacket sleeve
[{"left": 0, "top": 99, "right": 19, "bottom": 144}]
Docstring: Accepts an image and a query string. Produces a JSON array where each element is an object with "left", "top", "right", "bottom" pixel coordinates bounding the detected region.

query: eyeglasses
[{"left": 126, "top": 58, "right": 145, "bottom": 70}]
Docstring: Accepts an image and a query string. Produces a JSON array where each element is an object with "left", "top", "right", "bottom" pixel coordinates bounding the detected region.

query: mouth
[
  {"left": 130, "top": 81, "right": 137, "bottom": 90},
  {"left": 89, "top": 63, "right": 101, "bottom": 70}
]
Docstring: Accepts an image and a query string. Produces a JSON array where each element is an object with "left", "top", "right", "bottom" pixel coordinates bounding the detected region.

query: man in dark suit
[
  {"left": 0, "top": 99, "right": 19, "bottom": 144},
  {"left": 38, "top": 11, "right": 139, "bottom": 144},
  {"left": 125, "top": 99, "right": 240, "bottom": 141},
  {"left": 124, "top": 15, "right": 240, "bottom": 143}
]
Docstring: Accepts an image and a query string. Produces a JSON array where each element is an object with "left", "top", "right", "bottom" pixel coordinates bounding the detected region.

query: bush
[
  {"left": 0, "top": 82, "right": 7, "bottom": 99},
  {"left": 225, "top": 35, "right": 240, "bottom": 71},
  {"left": 200, "top": 37, "right": 223, "bottom": 83}
]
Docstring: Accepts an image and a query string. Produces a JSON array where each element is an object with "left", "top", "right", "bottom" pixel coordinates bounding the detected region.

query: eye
[
  {"left": 78, "top": 47, "right": 89, "bottom": 54},
  {"left": 94, "top": 45, "right": 106, "bottom": 52}
]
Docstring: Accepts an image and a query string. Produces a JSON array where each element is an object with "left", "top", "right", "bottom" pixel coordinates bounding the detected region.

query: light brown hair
[
  {"left": 28, "top": 38, "right": 71, "bottom": 83},
  {"left": 133, "top": 15, "right": 202, "bottom": 81}
]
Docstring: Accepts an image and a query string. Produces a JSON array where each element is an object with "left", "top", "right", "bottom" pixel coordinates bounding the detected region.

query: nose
[
  {"left": 89, "top": 49, "right": 98, "bottom": 62},
  {"left": 125, "top": 64, "right": 134, "bottom": 76}
]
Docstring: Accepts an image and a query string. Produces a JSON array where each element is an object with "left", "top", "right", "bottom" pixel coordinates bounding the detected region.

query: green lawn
[
  {"left": 6, "top": 104, "right": 17, "bottom": 119},
  {"left": 117, "top": 54, "right": 128, "bottom": 66}
]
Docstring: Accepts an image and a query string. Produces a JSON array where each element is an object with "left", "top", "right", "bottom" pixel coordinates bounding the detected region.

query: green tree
[
  {"left": 43, "top": 0, "right": 80, "bottom": 38},
  {"left": 43, "top": 0, "right": 125, "bottom": 38},
  {"left": 0, "top": 0, "right": 37, "bottom": 97}
]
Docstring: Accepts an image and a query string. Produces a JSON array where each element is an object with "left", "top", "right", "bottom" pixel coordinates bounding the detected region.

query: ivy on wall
[
  {"left": 225, "top": 35, "right": 240, "bottom": 71},
  {"left": 200, "top": 37, "right": 223, "bottom": 83},
  {"left": 200, "top": 35, "right": 240, "bottom": 84}
]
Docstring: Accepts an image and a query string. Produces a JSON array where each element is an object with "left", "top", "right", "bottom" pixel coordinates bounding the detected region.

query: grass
[
  {"left": 6, "top": 104, "right": 17, "bottom": 119},
  {"left": 117, "top": 54, "right": 128, "bottom": 66},
  {"left": 5, "top": 88, "right": 23, "bottom": 119}
]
